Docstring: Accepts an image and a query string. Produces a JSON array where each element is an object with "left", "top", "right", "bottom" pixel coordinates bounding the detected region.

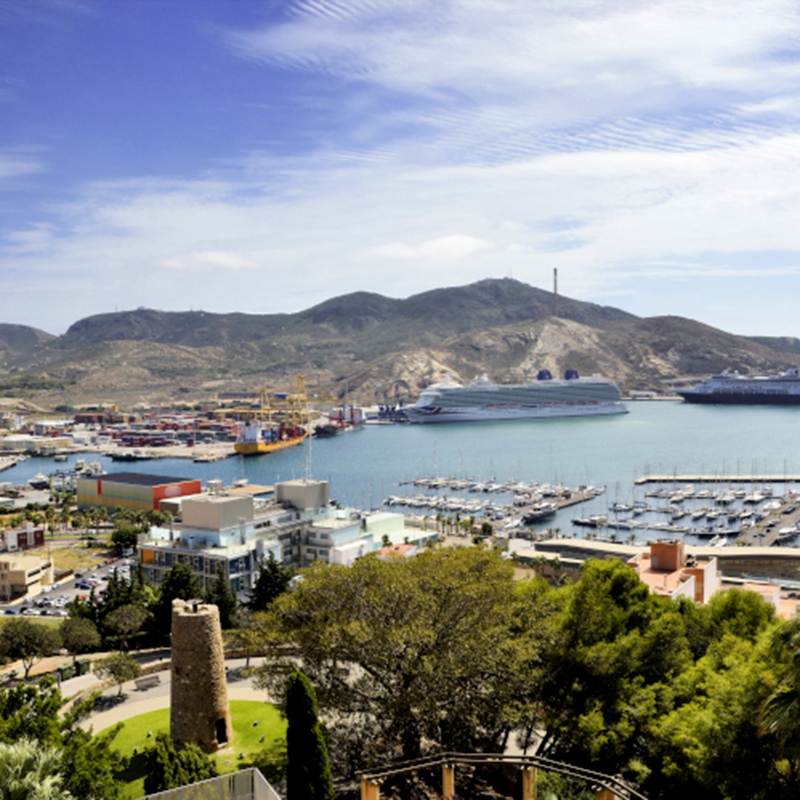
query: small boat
[{"left": 28, "top": 473, "right": 50, "bottom": 490}]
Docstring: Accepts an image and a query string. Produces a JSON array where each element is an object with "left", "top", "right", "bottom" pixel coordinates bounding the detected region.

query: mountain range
[{"left": 1, "top": 278, "right": 798, "bottom": 410}]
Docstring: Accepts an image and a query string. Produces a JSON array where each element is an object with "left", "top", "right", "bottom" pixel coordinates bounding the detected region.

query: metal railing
[{"left": 359, "top": 752, "right": 647, "bottom": 800}]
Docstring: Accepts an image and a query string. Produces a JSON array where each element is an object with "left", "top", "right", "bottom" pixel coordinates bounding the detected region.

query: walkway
[{"left": 66, "top": 657, "right": 273, "bottom": 733}]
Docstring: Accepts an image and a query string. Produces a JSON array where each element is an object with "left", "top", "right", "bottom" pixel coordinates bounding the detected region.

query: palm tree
[
  {"left": 44, "top": 506, "right": 56, "bottom": 538},
  {"left": 0, "top": 738, "right": 73, "bottom": 799},
  {"left": 760, "top": 627, "right": 800, "bottom": 776}
]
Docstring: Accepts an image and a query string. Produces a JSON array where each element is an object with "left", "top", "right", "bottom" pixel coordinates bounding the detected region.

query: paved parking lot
[{"left": 2, "top": 557, "right": 138, "bottom": 617}]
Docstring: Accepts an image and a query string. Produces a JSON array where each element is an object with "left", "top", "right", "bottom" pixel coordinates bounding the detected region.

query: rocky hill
[
  {"left": 0, "top": 323, "right": 56, "bottom": 365},
  {"left": 343, "top": 315, "right": 791, "bottom": 402},
  {"left": 0, "top": 279, "right": 797, "bottom": 409}
]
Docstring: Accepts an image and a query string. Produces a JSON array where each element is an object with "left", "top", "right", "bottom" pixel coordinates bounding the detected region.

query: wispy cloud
[
  {"left": 0, "top": 148, "right": 44, "bottom": 182},
  {"left": 4, "top": 0, "right": 800, "bottom": 337}
]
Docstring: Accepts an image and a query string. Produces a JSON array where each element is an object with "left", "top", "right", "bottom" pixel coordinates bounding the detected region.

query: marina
[
  {"left": 4, "top": 401, "right": 800, "bottom": 549},
  {"left": 635, "top": 474, "right": 800, "bottom": 484}
]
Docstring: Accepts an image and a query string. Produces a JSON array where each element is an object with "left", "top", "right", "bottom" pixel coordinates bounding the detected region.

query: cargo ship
[
  {"left": 405, "top": 370, "right": 627, "bottom": 423},
  {"left": 234, "top": 421, "right": 307, "bottom": 456},
  {"left": 232, "top": 375, "right": 311, "bottom": 455},
  {"left": 675, "top": 367, "right": 800, "bottom": 404}
]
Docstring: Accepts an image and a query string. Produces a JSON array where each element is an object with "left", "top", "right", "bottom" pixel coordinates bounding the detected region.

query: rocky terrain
[{"left": 1, "top": 279, "right": 798, "bottom": 409}]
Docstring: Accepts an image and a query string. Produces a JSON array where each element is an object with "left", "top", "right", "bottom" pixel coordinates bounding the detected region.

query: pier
[{"left": 634, "top": 474, "right": 800, "bottom": 485}]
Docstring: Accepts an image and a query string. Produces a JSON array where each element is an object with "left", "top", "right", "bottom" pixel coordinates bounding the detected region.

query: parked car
[
  {"left": 3, "top": 609, "right": 19, "bottom": 615},
  {"left": 75, "top": 581, "right": 93, "bottom": 590}
]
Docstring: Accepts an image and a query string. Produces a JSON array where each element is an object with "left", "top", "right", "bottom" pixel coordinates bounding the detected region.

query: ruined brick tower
[{"left": 170, "top": 599, "right": 233, "bottom": 752}]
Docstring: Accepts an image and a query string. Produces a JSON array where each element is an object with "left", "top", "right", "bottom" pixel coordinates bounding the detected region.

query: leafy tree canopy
[
  {"left": 204, "top": 565, "right": 239, "bottom": 630},
  {"left": 93, "top": 652, "right": 142, "bottom": 695},
  {"left": 0, "top": 618, "right": 61, "bottom": 678},
  {"left": 246, "top": 551, "right": 293, "bottom": 612},
  {"left": 0, "top": 679, "right": 123, "bottom": 800},
  {"left": 254, "top": 548, "right": 548, "bottom": 770},
  {"left": 60, "top": 617, "right": 101, "bottom": 661},
  {"left": 152, "top": 563, "right": 203, "bottom": 636}
]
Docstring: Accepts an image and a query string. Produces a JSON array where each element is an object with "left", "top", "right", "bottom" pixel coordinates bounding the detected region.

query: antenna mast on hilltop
[{"left": 553, "top": 268, "right": 559, "bottom": 318}]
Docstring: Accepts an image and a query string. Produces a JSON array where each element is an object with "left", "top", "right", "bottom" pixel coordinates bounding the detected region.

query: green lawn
[{"left": 106, "top": 700, "right": 286, "bottom": 799}]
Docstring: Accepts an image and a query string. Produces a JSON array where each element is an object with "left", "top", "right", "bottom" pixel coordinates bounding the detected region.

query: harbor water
[{"left": 6, "top": 401, "right": 800, "bottom": 545}]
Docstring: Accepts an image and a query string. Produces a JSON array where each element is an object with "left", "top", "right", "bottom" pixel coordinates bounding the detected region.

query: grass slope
[{"left": 109, "top": 700, "right": 286, "bottom": 799}]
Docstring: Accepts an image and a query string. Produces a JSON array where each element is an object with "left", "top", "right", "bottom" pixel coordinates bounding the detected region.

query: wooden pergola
[{"left": 358, "top": 752, "right": 648, "bottom": 800}]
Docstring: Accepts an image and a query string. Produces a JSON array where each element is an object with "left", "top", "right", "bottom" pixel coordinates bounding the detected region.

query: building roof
[
  {"left": 98, "top": 473, "right": 192, "bottom": 486},
  {"left": 378, "top": 543, "right": 416, "bottom": 558}
]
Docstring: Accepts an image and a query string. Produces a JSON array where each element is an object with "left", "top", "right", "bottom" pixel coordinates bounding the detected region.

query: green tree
[
  {"left": 706, "top": 586, "right": 776, "bottom": 643},
  {"left": 44, "top": 505, "right": 56, "bottom": 538},
  {"left": 246, "top": 551, "right": 293, "bottom": 612},
  {"left": 204, "top": 565, "right": 238, "bottom": 630},
  {"left": 226, "top": 614, "right": 266, "bottom": 669},
  {"left": 0, "top": 738, "right": 73, "bottom": 800},
  {"left": 654, "top": 633, "right": 786, "bottom": 799},
  {"left": 110, "top": 524, "right": 139, "bottom": 554},
  {"left": 0, "top": 679, "right": 123, "bottom": 800},
  {"left": 142, "top": 732, "right": 218, "bottom": 795},
  {"left": 759, "top": 620, "right": 800, "bottom": 781},
  {"left": 535, "top": 559, "right": 691, "bottom": 779},
  {"left": 60, "top": 618, "right": 100, "bottom": 663},
  {"left": 286, "top": 671, "right": 334, "bottom": 800},
  {"left": 0, "top": 618, "right": 61, "bottom": 678},
  {"left": 104, "top": 604, "right": 149, "bottom": 650},
  {"left": 254, "top": 548, "right": 544, "bottom": 769},
  {"left": 93, "top": 652, "right": 142, "bottom": 695},
  {"left": 152, "top": 563, "right": 203, "bottom": 635}
]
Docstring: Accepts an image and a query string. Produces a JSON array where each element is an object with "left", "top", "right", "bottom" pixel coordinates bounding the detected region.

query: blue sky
[{"left": 3, "top": 0, "right": 800, "bottom": 337}]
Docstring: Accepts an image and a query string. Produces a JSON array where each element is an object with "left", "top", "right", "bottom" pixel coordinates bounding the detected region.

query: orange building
[
  {"left": 627, "top": 539, "right": 721, "bottom": 604},
  {"left": 77, "top": 472, "right": 202, "bottom": 513}
]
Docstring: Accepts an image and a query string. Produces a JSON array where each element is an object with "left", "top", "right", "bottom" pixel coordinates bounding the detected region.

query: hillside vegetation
[{"left": 0, "top": 279, "right": 798, "bottom": 408}]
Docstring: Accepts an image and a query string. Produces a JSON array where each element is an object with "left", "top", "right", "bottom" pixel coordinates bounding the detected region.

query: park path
[{"left": 75, "top": 657, "right": 274, "bottom": 733}]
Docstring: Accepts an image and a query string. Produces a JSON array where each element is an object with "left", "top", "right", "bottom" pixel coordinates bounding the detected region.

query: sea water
[{"left": 6, "top": 401, "right": 800, "bottom": 541}]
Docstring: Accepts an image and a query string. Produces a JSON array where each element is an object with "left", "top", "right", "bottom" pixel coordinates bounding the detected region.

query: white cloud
[
  {"left": 365, "top": 234, "right": 489, "bottom": 261},
  {"left": 5, "top": 0, "right": 800, "bottom": 338}
]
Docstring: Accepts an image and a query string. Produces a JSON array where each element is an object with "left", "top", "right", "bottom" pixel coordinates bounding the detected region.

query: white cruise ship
[
  {"left": 675, "top": 367, "right": 800, "bottom": 405},
  {"left": 406, "top": 370, "right": 627, "bottom": 424}
]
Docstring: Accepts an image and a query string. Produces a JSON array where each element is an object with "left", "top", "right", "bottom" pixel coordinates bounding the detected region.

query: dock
[{"left": 634, "top": 475, "right": 800, "bottom": 485}]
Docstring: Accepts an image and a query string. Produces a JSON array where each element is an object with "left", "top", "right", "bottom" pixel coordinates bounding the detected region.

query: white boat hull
[{"left": 405, "top": 401, "right": 627, "bottom": 423}]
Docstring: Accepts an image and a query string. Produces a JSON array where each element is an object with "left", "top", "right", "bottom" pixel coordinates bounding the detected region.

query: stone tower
[{"left": 170, "top": 599, "right": 233, "bottom": 752}]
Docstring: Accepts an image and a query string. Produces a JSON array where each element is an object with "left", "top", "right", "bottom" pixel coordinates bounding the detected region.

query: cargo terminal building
[{"left": 77, "top": 473, "right": 203, "bottom": 514}]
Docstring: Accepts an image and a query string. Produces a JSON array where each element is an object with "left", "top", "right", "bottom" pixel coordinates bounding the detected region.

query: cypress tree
[
  {"left": 285, "top": 671, "right": 334, "bottom": 800},
  {"left": 205, "top": 565, "right": 239, "bottom": 629}
]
